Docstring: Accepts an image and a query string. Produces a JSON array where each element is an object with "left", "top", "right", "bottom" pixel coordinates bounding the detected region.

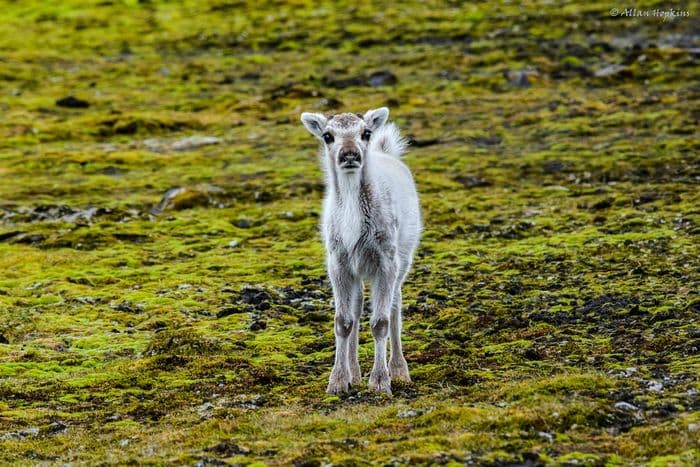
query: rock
[
  {"left": 254, "top": 191, "right": 274, "bottom": 203},
  {"left": 0, "top": 427, "right": 40, "bottom": 441},
  {"left": 152, "top": 184, "right": 224, "bottom": 213},
  {"left": 248, "top": 317, "right": 267, "bottom": 331},
  {"left": 542, "top": 160, "right": 567, "bottom": 174},
  {"left": 688, "top": 423, "right": 699, "bottom": 432},
  {"left": 367, "top": 70, "right": 398, "bottom": 87},
  {"left": 46, "top": 421, "right": 67, "bottom": 434},
  {"left": 239, "top": 286, "right": 272, "bottom": 306},
  {"left": 56, "top": 96, "right": 90, "bottom": 108},
  {"left": 216, "top": 305, "right": 243, "bottom": 319},
  {"left": 407, "top": 137, "right": 441, "bottom": 148},
  {"left": 614, "top": 401, "right": 638, "bottom": 411},
  {"left": 101, "top": 166, "right": 125, "bottom": 176},
  {"left": 0, "top": 231, "right": 23, "bottom": 242},
  {"left": 197, "top": 402, "right": 214, "bottom": 417},
  {"left": 225, "top": 239, "right": 240, "bottom": 248},
  {"left": 469, "top": 135, "right": 502, "bottom": 147},
  {"left": 233, "top": 219, "right": 252, "bottom": 229},
  {"left": 13, "top": 234, "right": 46, "bottom": 245},
  {"left": 311, "top": 97, "right": 343, "bottom": 110},
  {"left": 111, "top": 300, "right": 144, "bottom": 313},
  {"left": 454, "top": 175, "right": 491, "bottom": 188},
  {"left": 647, "top": 380, "right": 663, "bottom": 392},
  {"left": 594, "top": 64, "right": 630, "bottom": 78},
  {"left": 206, "top": 440, "right": 251, "bottom": 456},
  {"left": 322, "top": 70, "right": 398, "bottom": 89},
  {"left": 396, "top": 409, "right": 418, "bottom": 418},
  {"left": 503, "top": 69, "right": 538, "bottom": 87},
  {"left": 537, "top": 431, "right": 554, "bottom": 443},
  {"left": 143, "top": 138, "right": 163, "bottom": 151},
  {"left": 589, "top": 198, "right": 614, "bottom": 211},
  {"left": 322, "top": 75, "right": 366, "bottom": 89},
  {"left": 195, "top": 457, "right": 229, "bottom": 467},
  {"left": 171, "top": 136, "right": 222, "bottom": 151},
  {"left": 20, "top": 204, "right": 109, "bottom": 223}
]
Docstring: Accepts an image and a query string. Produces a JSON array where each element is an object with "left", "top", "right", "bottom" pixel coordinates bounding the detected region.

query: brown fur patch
[{"left": 329, "top": 113, "right": 362, "bottom": 129}]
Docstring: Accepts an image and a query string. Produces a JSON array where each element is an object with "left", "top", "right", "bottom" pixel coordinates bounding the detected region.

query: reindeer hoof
[
  {"left": 389, "top": 358, "right": 411, "bottom": 382},
  {"left": 327, "top": 367, "right": 351, "bottom": 394},
  {"left": 368, "top": 368, "right": 392, "bottom": 394}
]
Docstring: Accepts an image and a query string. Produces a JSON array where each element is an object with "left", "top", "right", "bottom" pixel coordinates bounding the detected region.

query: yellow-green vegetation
[{"left": 1, "top": 0, "right": 699, "bottom": 465}]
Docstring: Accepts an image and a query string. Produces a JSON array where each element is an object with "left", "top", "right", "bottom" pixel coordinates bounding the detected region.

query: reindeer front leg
[
  {"left": 327, "top": 257, "right": 360, "bottom": 394},
  {"left": 368, "top": 258, "right": 398, "bottom": 394}
]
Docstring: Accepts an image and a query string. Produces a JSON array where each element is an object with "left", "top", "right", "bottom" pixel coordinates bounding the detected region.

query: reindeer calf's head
[{"left": 301, "top": 107, "right": 389, "bottom": 173}]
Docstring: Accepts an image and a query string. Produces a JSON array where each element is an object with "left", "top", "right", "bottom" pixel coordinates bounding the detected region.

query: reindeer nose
[{"left": 339, "top": 149, "right": 361, "bottom": 166}]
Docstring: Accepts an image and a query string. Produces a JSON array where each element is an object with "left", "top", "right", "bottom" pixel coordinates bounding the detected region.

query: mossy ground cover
[{"left": 1, "top": 0, "right": 699, "bottom": 465}]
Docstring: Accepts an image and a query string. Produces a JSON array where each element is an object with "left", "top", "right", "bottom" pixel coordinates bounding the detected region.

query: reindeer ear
[
  {"left": 363, "top": 107, "right": 389, "bottom": 131},
  {"left": 300, "top": 112, "right": 327, "bottom": 139}
]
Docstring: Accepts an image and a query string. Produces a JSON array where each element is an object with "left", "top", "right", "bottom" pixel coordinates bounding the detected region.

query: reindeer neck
[{"left": 330, "top": 164, "right": 371, "bottom": 210}]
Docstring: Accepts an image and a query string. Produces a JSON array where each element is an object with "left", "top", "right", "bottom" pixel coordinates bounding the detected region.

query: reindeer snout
[{"left": 339, "top": 149, "right": 362, "bottom": 167}]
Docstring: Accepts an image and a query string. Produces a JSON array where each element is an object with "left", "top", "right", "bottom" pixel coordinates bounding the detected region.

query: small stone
[
  {"left": 56, "top": 96, "right": 90, "bottom": 108},
  {"left": 396, "top": 409, "right": 418, "bottom": 418},
  {"left": 21, "top": 427, "right": 40, "bottom": 437},
  {"left": 248, "top": 319, "right": 267, "bottom": 331},
  {"left": 111, "top": 300, "right": 144, "bottom": 313},
  {"left": 226, "top": 239, "right": 240, "bottom": 248},
  {"left": 614, "top": 401, "right": 638, "bottom": 411},
  {"left": 119, "top": 439, "right": 129, "bottom": 447},
  {"left": 233, "top": 219, "right": 252, "bottom": 229},
  {"left": 688, "top": 423, "right": 699, "bottom": 432},
  {"left": 171, "top": 136, "right": 222, "bottom": 151},
  {"left": 367, "top": 70, "right": 398, "bottom": 87},
  {"left": 143, "top": 138, "right": 163, "bottom": 151},
  {"left": 216, "top": 306, "right": 242, "bottom": 319},
  {"left": 207, "top": 440, "right": 251, "bottom": 456},
  {"left": 537, "top": 431, "right": 554, "bottom": 442},
  {"left": 198, "top": 402, "right": 214, "bottom": 416},
  {"left": 647, "top": 381, "right": 663, "bottom": 392},
  {"left": 178, "top": 284, "right": 193, "bottom": 290},
  {"left": 46, "top": 421, "right": 67, "bottom": 434},
  {"left": 594, "top": 64, "right": 629, "bottom": 78},
  {"left": 152, "top": 184, "right": 224, "bottom": 213},
  {"left": 503, "top": 69, "right": 538, "bottom": 87}
]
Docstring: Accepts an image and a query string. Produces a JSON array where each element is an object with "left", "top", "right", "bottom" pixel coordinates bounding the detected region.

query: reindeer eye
[
  {"left": 361, "top": 129, "right": 372, "bottom": 141},
  {"left": 322, "top": 132, "right": 334, "bottom": 144}
]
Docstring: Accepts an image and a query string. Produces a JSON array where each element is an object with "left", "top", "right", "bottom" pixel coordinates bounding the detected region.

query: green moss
[{"left": 0, "top": 0, "right": 698, "bottom": 464}]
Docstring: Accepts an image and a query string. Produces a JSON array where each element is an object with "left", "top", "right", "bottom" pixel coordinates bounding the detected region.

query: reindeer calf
[{"left": 300, "top": 107, "right": 421, "bottom": 394}]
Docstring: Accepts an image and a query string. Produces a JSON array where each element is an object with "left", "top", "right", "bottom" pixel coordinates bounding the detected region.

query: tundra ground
[{"left": 0, "top": 1, "right": 698, "bottom": 465}]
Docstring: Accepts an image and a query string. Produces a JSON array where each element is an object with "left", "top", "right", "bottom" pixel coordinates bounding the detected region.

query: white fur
[{"left": 300, "top": 108, "right": 421, "bottom": 395}]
